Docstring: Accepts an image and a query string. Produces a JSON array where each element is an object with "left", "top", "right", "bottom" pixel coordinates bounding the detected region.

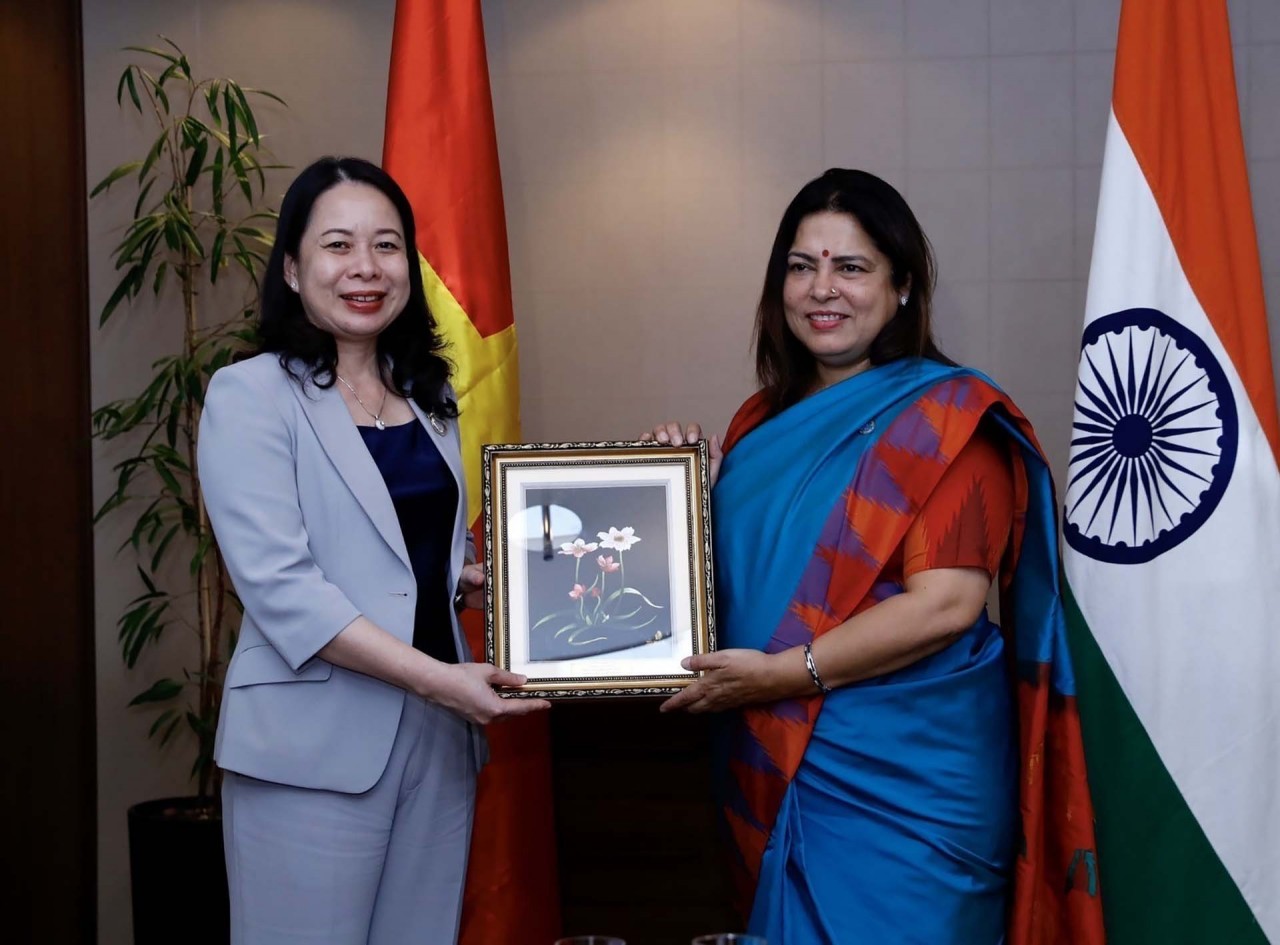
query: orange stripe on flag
[
  {"left": 383, "top": 4, "right": 561, "bottom": 944},
  {"left": 1112, "top": 0, "right": 1280, "bottom": 463}
]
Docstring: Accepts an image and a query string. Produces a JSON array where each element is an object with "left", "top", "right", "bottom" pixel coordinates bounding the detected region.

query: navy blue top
[{"left": 358, "top": 419, "right": 459, "bottom": 664}]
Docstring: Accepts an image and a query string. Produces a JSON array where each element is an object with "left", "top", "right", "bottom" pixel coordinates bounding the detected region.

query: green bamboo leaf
[
  {"left": 158, "top": 716, "right": 182, "bottom": 747},
  {"left": 232, "top": 159, "right": 252, "bottom": 203},
  {"left": 155, "top": 62, "right": 180, "bottom": 94},
  {"left": 99, "top": 265, "right": 142, "bottom": 325},
  {"left": 231, "top": 84, "right": 259, "bottom": 145},
  {"left": 180, "top": 115, "right": 216, "bottom": 140},
  {"left": 184, "top": 367, "right": 203, "bottom": 403},
  {"left": 151, "top": 443, "right": 190, "bottom": 469},
  {"left": 186, "top": 710, "right": 214, "bottom": 737},
  {"left": 238, "top": 149, "right": 268, "bottom": 190},
  {"left": 190, "top": 532, "right": 212, "bottom": 577},
  {"left": 224, "top": 87, "right": 237, "bottom": 151},
  {"left": 209, "top": 347, "right": 235, "bottom": 373},
  {"left": 177, "top": 220, "right": 205, "bottom": 259},
  {"left": 151, "top": 259, "right": 168, "bottom": 296},
  {"left": 178, "top": 114, "right": 199, "bottom": 150},
  {"left": 135, "top": 562, "right": 159, "bottom": 595},
  {"left": 246, "top": 87, "right": 288, "bottom": 107},
  {"left": 119, "top": 599, "right": 167, "bottom": 666},
  {"left": 149, "top": 523, "right": 182, "bottom": 571},
  {"left": 121, "top": 67, "right": 142, "bottom": 111},
  {"left": 91, "top": 161, "right": 144, "bottom": 198},
  {"left": 92, "top": 492, "right": 129, "bottom": 524},
  {"left": 235, "top": 225, "right": 273, "bottom": 247},
  {"left": 117, "top": 609, "right": 146, "bottom": 652},
  {"left": 161, "top": 216, "right": 181, "bottom": 252},
  {"left": 148, "top": 708, "right": 177, "bottom": 737},
  {"left": 126, "top": 603, "right": 170, "bottom": 666},
  {"left": 125, "top": 588, "right": 167, "bottom": 607},
  {"left": 123, "top": 45, "right": 177, "bottom": 65},
  {"left": 209, "top": 229, "right": 227, "bottom": 284},
  {"left": 164, "top": 397, "right": 181, "bottom": 446},
  {"left": 139, "top": 69, "right": 170, "bottom": 114},
  {"left": 210, "top": 149, "right": 225, "bottom": 216},
  {"left": 204, "top": 79, "right": 220, "bottom": 121},
  {"left": 128, "top": 677, "right": 183, "bottom": 706},
  {"left": 132, "top": 177, "right": 158, "bottom": 219},
  {"left": 138, "top": 129, "right": 168, "bottom": 184},
  {"left": 112, "top": 215, "right": 162, "bottom": 265},
  {"left": 152, "top": 458, "right": 183, "bottom": 496}
]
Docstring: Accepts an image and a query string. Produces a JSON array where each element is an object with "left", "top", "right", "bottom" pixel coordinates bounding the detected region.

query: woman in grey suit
[{"left": 198, "top": 157, "right": 549, "bottom": 945}]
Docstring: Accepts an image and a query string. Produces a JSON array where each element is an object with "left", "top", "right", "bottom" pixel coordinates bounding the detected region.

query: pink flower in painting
[
  {"left": 558, "top": 538, "right": 599, "bottom": 558},
  {"left": 568, "top": 583, "right": 587, "bottom": 600},
  {"left": 589, "top": 586, "right": 601, "bottom": 599},
  {"left": 597, "top": 526, "right": 641, "bottom": 551},
  {"left": 597, "top": 555, "right": 621, "bottom": 573}
]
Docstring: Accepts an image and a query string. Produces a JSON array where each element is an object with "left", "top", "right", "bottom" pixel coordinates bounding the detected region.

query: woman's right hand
[
  {"left": 640, "top": 421, "right": 724, "bottom": 488},
  {"left": 428, "top": 662, "right": 551, "bottom": 724}
]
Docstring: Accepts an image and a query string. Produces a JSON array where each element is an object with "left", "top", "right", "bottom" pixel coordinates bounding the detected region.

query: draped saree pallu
[{"left": 712, "top": 359, "right": 1106, "bottom": 944}]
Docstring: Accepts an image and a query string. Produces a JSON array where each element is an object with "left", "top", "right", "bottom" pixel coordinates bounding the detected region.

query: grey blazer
[{"left": 199, "top": 353, "right": 483, "bottom": 794}]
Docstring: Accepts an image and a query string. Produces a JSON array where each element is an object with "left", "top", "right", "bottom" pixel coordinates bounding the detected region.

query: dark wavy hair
[
  {"left": 754, "top": 168, "right": 951, "bottom": 412},
  {"left": 255, "top": 156, "right": 457, "bottom": 417}
]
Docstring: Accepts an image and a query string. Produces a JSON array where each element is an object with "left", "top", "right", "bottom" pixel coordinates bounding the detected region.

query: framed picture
[{"left": 482, "top": 440, "right": 716, "bottom": 698}]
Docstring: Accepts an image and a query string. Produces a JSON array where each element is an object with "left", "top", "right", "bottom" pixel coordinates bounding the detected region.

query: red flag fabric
[{"left": 383, "top": 3, "right": 561, "bottom": 943}]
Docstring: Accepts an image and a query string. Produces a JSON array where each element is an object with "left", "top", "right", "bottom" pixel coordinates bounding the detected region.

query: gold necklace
[{"left": 336, "top": 374, "right": 389, "bottom": 430}]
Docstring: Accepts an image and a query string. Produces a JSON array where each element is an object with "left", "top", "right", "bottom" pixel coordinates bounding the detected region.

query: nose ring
[{"left": 829, "top": 287, "right": 838, "bottom": 297}]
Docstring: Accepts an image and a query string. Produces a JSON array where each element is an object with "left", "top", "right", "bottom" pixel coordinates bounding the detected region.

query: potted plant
[{"left": 90, "top": 38, "right": 284, "bottom": 944}]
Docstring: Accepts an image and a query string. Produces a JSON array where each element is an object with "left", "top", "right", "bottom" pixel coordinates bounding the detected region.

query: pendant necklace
[{"left": 336, "top": 374, "right": 389, "bottom": 430}]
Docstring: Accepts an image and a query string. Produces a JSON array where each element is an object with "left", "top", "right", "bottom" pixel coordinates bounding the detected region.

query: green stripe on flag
[{"left": 1063, "top": 583, "right": 1268, "bottom": 943}]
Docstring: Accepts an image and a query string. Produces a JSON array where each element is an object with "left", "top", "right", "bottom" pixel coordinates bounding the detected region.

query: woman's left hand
[
  {"left": 458, "top": 562, "right": 486, "bottom": 610},
  {"left": 659, "top": 648, "right": 801, "bottom": 713}
]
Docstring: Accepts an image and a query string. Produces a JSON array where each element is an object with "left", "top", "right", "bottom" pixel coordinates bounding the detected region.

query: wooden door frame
[{"left": 0, "top": 0, "right": 97, "bottom": 941}]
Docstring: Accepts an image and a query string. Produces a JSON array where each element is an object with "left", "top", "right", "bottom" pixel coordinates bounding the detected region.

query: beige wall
[{"left": 85, "top": 0, "right": 1279, "bottom": 941}]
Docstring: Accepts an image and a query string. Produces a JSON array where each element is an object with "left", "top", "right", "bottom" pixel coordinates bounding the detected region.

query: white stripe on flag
[{"left": 1067, "top": 111, "right": 1280, "bottom": 938}]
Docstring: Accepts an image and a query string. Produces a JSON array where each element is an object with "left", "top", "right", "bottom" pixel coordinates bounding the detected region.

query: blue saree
[{"left": 710, "top": 360, "right": 1104, "bottom": 945}]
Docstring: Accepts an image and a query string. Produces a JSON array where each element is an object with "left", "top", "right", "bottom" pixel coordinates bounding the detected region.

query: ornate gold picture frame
[{"left": 482, "top": 440, "right": 716, "bottom": 698}]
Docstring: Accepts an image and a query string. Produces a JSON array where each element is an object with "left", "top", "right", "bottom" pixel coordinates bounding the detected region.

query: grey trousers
[{"left": 222, "top": 694, "right": 475, "bottom": 945}]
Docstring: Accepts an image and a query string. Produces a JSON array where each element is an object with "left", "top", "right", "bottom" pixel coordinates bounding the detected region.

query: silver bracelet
[{"left": 803, "top": 641, "right": 831, "bottom": 694}]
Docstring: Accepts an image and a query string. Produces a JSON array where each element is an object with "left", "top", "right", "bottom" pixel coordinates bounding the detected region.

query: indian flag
[
  {"left": 383, "top": 2, "right": 561, "bottom": 943},
  {"left": 1063, "top": 1, "right": 1280, "bottom": 942}
]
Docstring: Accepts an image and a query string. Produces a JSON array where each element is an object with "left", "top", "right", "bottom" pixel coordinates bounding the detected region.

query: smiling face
[
  {"left": 782, "top": 210, "right": 906, "bottom": 388},
  {"left": 283, "top": 181, "right": 410, "bottom": 344}
]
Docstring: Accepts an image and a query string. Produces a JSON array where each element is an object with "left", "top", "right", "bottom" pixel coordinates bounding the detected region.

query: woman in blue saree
[{"left": 650, "top": 170, "right": 1104, "bottom": 945}]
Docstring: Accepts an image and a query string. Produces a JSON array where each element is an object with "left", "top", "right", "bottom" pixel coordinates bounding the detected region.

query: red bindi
[{"left": 821, "top": 249, "right": 829, "bottom": 257}]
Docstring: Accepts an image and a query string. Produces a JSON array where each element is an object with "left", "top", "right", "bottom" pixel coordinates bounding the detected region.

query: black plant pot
[{"left": 128, "top": 796, "right": 229, "bottom": 945}]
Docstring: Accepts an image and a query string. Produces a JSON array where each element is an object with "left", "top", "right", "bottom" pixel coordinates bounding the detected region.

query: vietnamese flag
[
  {"left": 383, "top": 2, "right": 561, "bottom": 943},
  {"left": 1064, "top": 1, "right": 1280, "bottom": 942}
]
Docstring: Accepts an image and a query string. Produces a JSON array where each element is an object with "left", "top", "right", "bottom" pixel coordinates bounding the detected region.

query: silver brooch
[
  {"left": 858, "top": 420, "right": 876, "bottom": 435},
  {"left": 427, "top": 413, "right": 447, "bottom": 436}
]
